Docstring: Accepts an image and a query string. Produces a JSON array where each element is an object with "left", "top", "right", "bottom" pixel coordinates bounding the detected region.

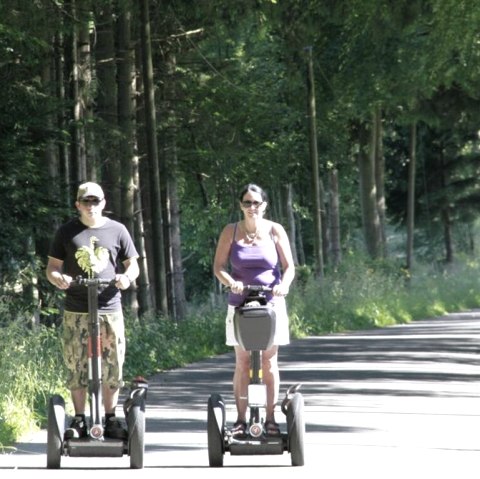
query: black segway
[
  {"left": 207, "top": 285, "right": 305, "bottom": 467},
  {"left": 47, "top": 276, "right": 148, "bottom": 469}
]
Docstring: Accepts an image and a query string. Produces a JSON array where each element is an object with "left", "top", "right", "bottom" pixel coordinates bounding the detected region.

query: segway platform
[
  {"left": 229, "top": 435, "right": 285, "bottom": 456},
  {"left": 66, "top": 438, "right": 125, "bottom": 457}
]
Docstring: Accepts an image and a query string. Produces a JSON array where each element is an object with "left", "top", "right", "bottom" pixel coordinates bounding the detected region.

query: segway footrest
[{"left": 66, "top": 438, "right": 125, "bottom": 457}]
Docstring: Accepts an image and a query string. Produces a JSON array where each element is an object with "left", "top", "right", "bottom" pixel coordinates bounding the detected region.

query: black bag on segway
[{"left": 233, "top": 295, "right": 276, "bottom": 351}]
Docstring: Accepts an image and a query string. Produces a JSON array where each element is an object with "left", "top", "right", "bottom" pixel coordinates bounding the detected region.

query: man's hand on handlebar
[
  {"left": 53, "top": 274, "right": 130, "bottom": 290},
  {"left": 115, "top": 274, "right": 131, "bottom": 290},
  {"left": 52, "top": 273, "right": 73, "bottom": 290}
]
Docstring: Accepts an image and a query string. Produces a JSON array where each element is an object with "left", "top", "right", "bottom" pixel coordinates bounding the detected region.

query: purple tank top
[{"left": 228, "top": 223, "right": 281, "bottom": 306}]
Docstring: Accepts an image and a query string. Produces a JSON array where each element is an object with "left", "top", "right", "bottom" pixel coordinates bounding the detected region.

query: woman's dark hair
[{"left": 238, "top": 183, "right": 268, "bottom": 202}]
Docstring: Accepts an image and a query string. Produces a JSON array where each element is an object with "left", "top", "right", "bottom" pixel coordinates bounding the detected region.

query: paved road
[{"left": 2, "top": 311, "right": 480, "bottom": 478}]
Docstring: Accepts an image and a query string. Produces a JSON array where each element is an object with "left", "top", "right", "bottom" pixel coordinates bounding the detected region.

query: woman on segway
[{"left": 213, "top": 183, "right": 295, "bottom": 437}]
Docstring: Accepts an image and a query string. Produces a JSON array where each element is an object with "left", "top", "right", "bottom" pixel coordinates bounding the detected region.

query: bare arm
[
  {"left": 46, "top": 256, "right": 72, "bottom": 290},
  {"left": 116, "top": 256, "right": 140, "bottom": 290},
  {"left": 272, "top": 222, "right": 295, "bottom": 296},
  {"left": 213, "top": 223, "right": 243, "bottom": 294}
]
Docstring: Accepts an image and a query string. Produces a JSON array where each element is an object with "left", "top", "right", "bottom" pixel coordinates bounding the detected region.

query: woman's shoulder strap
[{"left": 222, "top": 222, "right": 237, "bottom": 243}]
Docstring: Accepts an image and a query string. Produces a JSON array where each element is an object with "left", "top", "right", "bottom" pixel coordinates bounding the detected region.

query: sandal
[
  {"left": 264, "top": 419, "right": 281, "bottom": 436},
  {"left": 231, "top": 420, "right": 247, "bottom": 437}
]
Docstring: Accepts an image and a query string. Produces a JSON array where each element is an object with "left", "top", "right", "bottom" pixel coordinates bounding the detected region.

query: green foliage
[
  {"left": 124, "top": 303, "right": 229, "bottom": 379},
  {"left": 288, "top": 255, "right": 480, "bottom": 336},
  {"left": 0, "top": 320, "right": 67, "bottom": 447},
  {"left": 0, "top": 4, "right": 65, "bottom": 294}
]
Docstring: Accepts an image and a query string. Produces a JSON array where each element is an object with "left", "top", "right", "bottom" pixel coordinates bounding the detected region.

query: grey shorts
[{"left": 62, "top": 310, "right": 125, "bottom": 389}]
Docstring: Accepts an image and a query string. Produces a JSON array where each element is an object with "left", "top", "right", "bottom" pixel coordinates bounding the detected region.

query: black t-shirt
[{"left": 48, "top": 217, "right": 139, "bottom": 313}]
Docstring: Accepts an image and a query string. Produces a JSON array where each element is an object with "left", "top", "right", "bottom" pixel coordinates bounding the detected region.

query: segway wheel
[
  {"left": 287, "top": 392, "right": 305, "bottom": 467},
  {"left": 127, "top": 399, "right": 145, "bottom": 469},
  {"left": 46, "top": 394, "right": 65, "bottom": 469},
  {"left": 207, "top": 393, "right": 225, "bottom": 467}
]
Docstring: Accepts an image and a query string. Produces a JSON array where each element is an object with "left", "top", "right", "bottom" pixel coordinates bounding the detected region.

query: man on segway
[{"left": 46, "top": 181, "right": 139, "bottom": 441}]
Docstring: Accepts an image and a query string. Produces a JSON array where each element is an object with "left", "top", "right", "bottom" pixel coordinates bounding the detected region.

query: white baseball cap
[{"left": 77, "top": 182, "right": 104, "bottom": 200}]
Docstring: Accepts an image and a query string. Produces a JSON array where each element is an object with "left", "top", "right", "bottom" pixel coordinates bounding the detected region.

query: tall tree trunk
[
  {"left": 116, "top": 0, "right": 142, "bottom": 314},
  {"left": 439, "top": 149, "right": 454, "bottom": 263},
  {"left": 135, "top": 39, "right": 156, "bottom": 315},
  {"left": 53, "top": 26, "right": 71, "bottom": 203},
  {"left": 133, "top": 156, "right": 153, "bottom": 318},
  {"left": 467, "top": 223, "right": 475, "bottom": 255},
  {"left": 69, "top": 0, "right": 88, "bottom": 183},
  {"left": 163, "top": 49, "right": 187, "bottom": 320},
  {"left": 284, "top": 183, "right": 299, "bottom": 265},
  {"left": 406, "top": 122, "right": 417, "bottom": 273},
  {"left": 305, "top": 46, "right": 324, "bottom": 278},
  {"left": 73, "top": 1, "right": 94, "bottom": 183},
  {"left": 357, "top": 120, "right": 381, "bottom": 259},
  {"left": 95, "top": 0, "right": 121, "bottom": 215},
  {"left": 328, "top": 168, "right": 341, "bottom": 268},
  {"left": 442, "top": 208, "right": 454, "bottom": 263},
  {"left": 117, "top": 0, "right": 134, "bottom": 235},
  {"left": 320, "top": 179, "right": 329, "bottom": 267},
  {"left": 139, "top": 0, "right": 168, "bottom": 316},
  {"left": 374, "top": 106, "right": 387, "bottom": 257},
  {"left": 44, "top": 58, "right": 58, "bottom": 186},
  {"left": 296, "top": 212, "right": 306, "bottom": 266}
]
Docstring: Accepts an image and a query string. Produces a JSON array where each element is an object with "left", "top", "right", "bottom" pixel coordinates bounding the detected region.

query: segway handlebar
[
  {"left": 243, "top": 285, "right": 273, "bottom": 292},
  {"left": 69, "top": 276, "right": 116, "bottom": 287},
  {"left": 225, "top": 284, "right": 273, "bottom": 293}
]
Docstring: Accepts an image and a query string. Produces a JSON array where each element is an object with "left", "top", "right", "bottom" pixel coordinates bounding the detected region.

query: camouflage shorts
[{"left": 62, "top": 311, "right": 125, "bottom": 390}]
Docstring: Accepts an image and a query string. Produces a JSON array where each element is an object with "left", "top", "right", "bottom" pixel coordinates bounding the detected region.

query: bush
[
  {"left": 287, "top": 256, "right": 480, "bottom": 335},
  {"left": 124, "top": 303, "right": 229, "bottom": 380},
  {"left": 0, "top": 319, "right": 68, "bottom": 446}
]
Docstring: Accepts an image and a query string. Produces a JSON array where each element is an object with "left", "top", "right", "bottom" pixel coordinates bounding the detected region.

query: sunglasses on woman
[{"left": 241, "top": 200, "right": 263, "bottom": 208}]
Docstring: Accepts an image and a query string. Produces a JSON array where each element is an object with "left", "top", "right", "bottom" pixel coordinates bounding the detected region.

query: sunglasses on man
[{"left": 79, "top": 198, "right": 103, "bottom": 206}]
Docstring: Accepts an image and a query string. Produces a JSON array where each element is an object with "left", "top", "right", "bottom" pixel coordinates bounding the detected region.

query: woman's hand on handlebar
[
  {"left": 272, "top": 283, "right": 289, "bottom": 297},
  {"left": 229, "top": 282, "right": 288, "bottom": 296},
  {"left": 229, "top": 280, "right": 244, "bottom": 295}
]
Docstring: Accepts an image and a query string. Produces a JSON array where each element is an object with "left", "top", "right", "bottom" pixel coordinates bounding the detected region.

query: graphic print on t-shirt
[{"left": 74, "top": 235, "right": 109, "bottom": 278}]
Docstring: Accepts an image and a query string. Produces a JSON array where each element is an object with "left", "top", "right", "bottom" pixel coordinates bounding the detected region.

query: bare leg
[
  {"left": 70, "top": 388, "right": 87, "bottom": 415},
  {"left": 233, "top": 345, "right": 280, "bottom": 423},
  {"left": 262, "top": 345, "right": 279, "bottom": 421},
  {"left": 103, "top": 386, "right": 120, "bottom": 415},
  {"left": 70, "top": 386, "right": 119, "bottom": 416},
  {"left": 233, "top": 346, "right": 250, "bottom": 422}
]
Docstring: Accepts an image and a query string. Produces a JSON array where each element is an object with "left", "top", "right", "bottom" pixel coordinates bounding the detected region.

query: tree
[{"left": 139, "top": 0, "right": 168, "bottom": 315}]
